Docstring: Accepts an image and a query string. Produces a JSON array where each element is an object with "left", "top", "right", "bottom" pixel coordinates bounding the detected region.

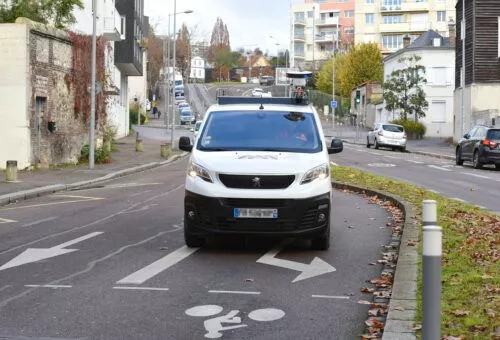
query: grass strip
[{"left": 332, "top": 165, "right": 499, "bottom": 339}]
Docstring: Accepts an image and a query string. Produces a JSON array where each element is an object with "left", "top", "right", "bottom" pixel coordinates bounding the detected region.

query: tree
[
  {"left": 0, "top": 0, "right": 83, "bottom": 28},
  {"left": 176, "top": 23, "right": 192, "bottom": 82},
  {"left": 382, "top": 55, "right": 428, "bottom": 122},
  {"left": 338, "top": 43, "right": 383, "bottom": 98},
  {"left": 145, "top": 25, "right": 165, "bottom": 97},
  {"left": 315, "top": 54, "right": 346, "bottom": 97},
  {"left": 208, "top": 17, "right": 230, "bottom": 63},
  {"left": 214, "top": 47, "right": 233, "bottom": 81}
]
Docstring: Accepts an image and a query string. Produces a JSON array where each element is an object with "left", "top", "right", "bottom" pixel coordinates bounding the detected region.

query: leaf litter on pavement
[{"left": 333, "top": 166, "right": 500, "bottom": 339}]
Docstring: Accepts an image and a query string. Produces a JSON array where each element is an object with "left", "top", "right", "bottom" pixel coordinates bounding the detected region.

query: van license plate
[{"left": 234, "top": 208, "right": 278, "bottom": 219}]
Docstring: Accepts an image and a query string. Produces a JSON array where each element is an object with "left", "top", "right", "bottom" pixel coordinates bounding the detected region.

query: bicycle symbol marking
[{"left": 185, "top": 304, "right": 285, "bottom": 339}]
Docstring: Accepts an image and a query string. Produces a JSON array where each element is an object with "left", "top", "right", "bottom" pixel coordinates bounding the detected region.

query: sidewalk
[
  {"left": 323, "top": 125, "right": 455, "bottom": 160},
  {"left": 0, "top": 135, "right": 186, "bottom": 205}
]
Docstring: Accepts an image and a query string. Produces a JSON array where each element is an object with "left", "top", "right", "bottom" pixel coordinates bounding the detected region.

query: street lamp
[{"left": 164, "top": 3, "right": 193, "bottom": 148}]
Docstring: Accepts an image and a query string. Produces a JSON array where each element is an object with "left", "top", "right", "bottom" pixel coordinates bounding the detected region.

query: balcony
[
  {"left": 380, "top": 21, "right": 428, "bottom": 33},
  {"left": 315, "top": 33, "right": 337, "bottom": 43},
  {"left": 316, "top": 17, "right": 340, "bottom": 27},
  {"left": 103, "top": 10, "right": 123, "bottom": 41},
  {"left": 293, "top": 33, "right": 306, "bottom": 42},
  {"left": 294, "top": 18, "right": 306, "bottom": 26},
  {"left": 294, "top": 51, "right": 305, "bottom": 58},
  {"left": 380, "top": 1, "right": 430, "bottom": 13}
]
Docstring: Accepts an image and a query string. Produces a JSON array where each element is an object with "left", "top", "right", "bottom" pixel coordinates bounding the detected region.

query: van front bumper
[{"left": 184, "top": 190, "right": 331, "bottom": 237}]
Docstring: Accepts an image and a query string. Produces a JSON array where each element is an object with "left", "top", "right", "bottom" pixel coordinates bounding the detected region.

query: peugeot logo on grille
[{"left": 252, "top": 177, "right": 262, "bottom": 188}]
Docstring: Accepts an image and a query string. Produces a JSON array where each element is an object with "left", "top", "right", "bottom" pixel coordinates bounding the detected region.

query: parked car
[
  {"left": 180, "top": 109, "right": 196, "bottom": 125},
  {"left": 190, "top": 120, "right": 202, "bottom": 138},
  {"left": 178, "top": 102, "right": 190, "bottom": 111},
  {"left": 175, "top": 96, "right": 186, "bottom": 105},
  {"left": 456, "top": 125, "right": 500, "bottom": 169},
  {"left": 251, "top": 88, "right": 272, "bottom": 98},
  {"left": 259, "top": 76, "right": 275, "bottom": 86},
  {"left": 367, "top": 123, "right": 407, "bottom": 152}
]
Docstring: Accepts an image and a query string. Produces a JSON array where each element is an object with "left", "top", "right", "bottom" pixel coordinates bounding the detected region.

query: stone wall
[{"left": 26, "top": 20, "right": 87, "bottom": 166}]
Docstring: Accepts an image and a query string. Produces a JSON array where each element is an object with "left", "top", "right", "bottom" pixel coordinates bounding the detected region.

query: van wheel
[
  {"left": 184, "top": 229, "right": 204, "bottom": 248},
  {"left": 456, "top": 147, "right": 464, "bottom": 165},
  {"left": 366, "top": 137, "right": 370, "bottom": 148},
  {"left": 473, "top": 150, "right": 483, "bottom": 169},
  {"left": 374, "top": 139, "right": 379, "bottom": 149},
  {"left": 310, "top": 226, "right": 330, "bottom": 250}
]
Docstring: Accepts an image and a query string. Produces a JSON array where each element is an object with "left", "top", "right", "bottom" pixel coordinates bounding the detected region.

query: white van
[{"left": 178, "top": 96, "right": 343, "bottom": 250}]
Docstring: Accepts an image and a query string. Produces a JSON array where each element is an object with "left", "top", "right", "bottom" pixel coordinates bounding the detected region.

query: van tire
[
  {"left": 184, "top": 229, "right": 204, "bottom": 248},
  {"left": 310, "top": 225, "right": 330, "bottom": 250}
]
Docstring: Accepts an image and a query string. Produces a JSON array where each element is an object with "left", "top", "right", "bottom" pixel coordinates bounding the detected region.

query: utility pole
[
  {"left": 461, "top": 0, "right": 466, "bottom": 138},
  {"left": 89, "top": 0, "right": 97, "bottom": 169},
  {"left": 171, "top": 0, "right": 177, "bottom": 148},
  {"left": 165, "top": 14, "right": 171, "bottom": 130},
  {"left": 312, "top": 5, "right": 315, "bottom": 73}
]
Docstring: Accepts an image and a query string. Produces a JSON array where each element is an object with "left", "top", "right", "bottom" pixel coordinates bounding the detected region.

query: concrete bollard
[
  {"left": 161, "top": 143, "right": 172, "bottom": 158},
  {"left": 5, "top": 160, "right": 18, "bottom": 182},
  {"left": 422, "top": 200, "right": 442, "bottom": 340},
  {"left": 135, "top": 138, "right": 143, "bottom": 152}
]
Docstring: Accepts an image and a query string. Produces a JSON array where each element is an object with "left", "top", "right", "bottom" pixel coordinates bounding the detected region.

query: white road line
[
  {"left": 0, "top": 217, "right": 17, "bottom": 224},
  {"left": 208, "top": 290, "right": 261, "bottom": 295},
  {"left": 0, "top": 198, "right": 105, "bottom": 211},
  {"left": 113, "top": 286, "right": 170, "bottom": 291},
  {"left": 461, "top": 172, "right": 491, "bottom": 179},
  {"left": 128, "top": 190, "right": 153, "bottom": 197},
  {"left": 104, "top": 183, "right": 163, "bottom": 189},
  {"left": 428, "top": 165, "right": 452, "bottom": 172},
  {"left": 407, "top": 160, "right": 424, "bottom": 164},
  {"left": 22, "top": 216, "right": 58, "bottom": 228},
  {"left": 116, "top": 245, "right": 200, "bottom": 285},
  {"left": 384, "top": 155, "right": 399, "bottom": 159},
  {"left": 451, "top": 198, "right": 467, "bottom": 202},
  {"left": 25, "top": 284, "right": 72, "bottom": 288},
  {"left": 311, "top": 295, "right": 350, "bottom": 300},
  {"left": 54, "top": 194, "right": 103, "bottom": 200}
]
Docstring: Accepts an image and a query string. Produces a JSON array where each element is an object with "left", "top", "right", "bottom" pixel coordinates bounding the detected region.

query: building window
[
  {"left": 437, "top": 11, "right": 446, "bottom": 22},
  {"left": 382, "top": 35, "right": 403, "bottom": 49},
  {"left": 383, "top": 15, "right": 403, "bottom": 24},
  {"left": 366, "top": 0, "right": 374, "bottom": 3},
  {"left": 344, "top": 26, "right": 355, "bottom": 35},
  {"left": 365, "top": 13, "right": 375, "bottom": 24},
  {"left": 430, "top": 101, "right": 446, "bottom": 123},
  {"left": 344, "top": 10, "right": 354, "bottom": 18},
  {"left": 308, "top": 11, "right": 314, "bottom": 18},
  {"left": 382, "top": 0, "right": 401, "bottom": 6},
  {"left": 433, "top": 67, "right": 447, "bottom": 85},
  {"left": 364, "top": 34, "right": 376, "bottom": 43}
]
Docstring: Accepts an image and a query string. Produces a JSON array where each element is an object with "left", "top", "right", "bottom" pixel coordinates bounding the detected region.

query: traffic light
[{"left": 355, "top": 90, "right": 361, "bottom": 105}]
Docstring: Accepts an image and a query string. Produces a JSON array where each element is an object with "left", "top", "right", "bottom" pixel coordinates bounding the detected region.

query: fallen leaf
[
  {"left": 442, "top": 336, "right": 463, "bottom": 340},
  {"left": 485, "top": 309, "right": 496, "bottom": 318},
  {"left": 360, "top": 335, "right": 380, "bottom": 340},
  {"left": 361, "top": 287, "right": 375, "bottom": 293},
  {"left": 470, "top": 325, "right": 487, "bottom": 332},
  {"left": 451, "top": 310, "right": 470, "bottom": 316},
  {"left": 407, "top": 240, "right": 418, "bottom": 246},
  {"left": 412, "top": 324, "right": 422, "bottom": 331},
  {"left": 369, "top": 262, "right": 377, "bottom": 266},
  {"left": 358, "top": 300, "right": 372, "bottom": 305},
  {"left": 245, "top": 278, "right": 254, "bottom": 282}
]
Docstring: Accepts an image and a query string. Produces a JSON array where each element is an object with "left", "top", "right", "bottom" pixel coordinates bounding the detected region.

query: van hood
[{"left": 192, "top": 150, "right": 327, "bottom": 175}]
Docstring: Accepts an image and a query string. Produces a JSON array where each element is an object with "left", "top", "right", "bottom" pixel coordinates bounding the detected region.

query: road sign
[
  {"left": 0, "top": 232, "right": 103, "bottom": 271},
  {"left": 256, "top": 239, "right": 336, "bottom": 283},
  {"left": 330, "top": 100, "right": 337, "bottom": 109}
]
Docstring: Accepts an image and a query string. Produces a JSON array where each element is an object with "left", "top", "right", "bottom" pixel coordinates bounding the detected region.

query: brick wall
[{"left": 28, "top": 29, "right": 87, "bottom": 166}]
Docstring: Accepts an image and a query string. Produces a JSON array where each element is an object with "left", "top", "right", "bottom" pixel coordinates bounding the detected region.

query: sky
[{"left": 145, "top": 0, "right": 303, "bottom": 56}]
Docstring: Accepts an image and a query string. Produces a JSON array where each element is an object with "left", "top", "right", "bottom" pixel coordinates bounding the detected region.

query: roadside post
[
  {"left": 161, "top": 142, "right": 172, "bottom": 158},
  {"left": 136, "top": 132, "right": 143, "bottom": 152},
  {"left": 422, "top": 200, "right": 442, "bottom": 340},
  {"left": 5, "top": 160, "right": 18, "bottom": 182}
]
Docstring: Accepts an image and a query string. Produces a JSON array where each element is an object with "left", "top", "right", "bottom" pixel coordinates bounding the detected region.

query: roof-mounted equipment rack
[{"left": 217, "top": 96, "right": 310, "bottom": 106}]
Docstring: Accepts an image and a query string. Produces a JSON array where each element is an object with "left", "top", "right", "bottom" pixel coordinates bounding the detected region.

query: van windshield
[
  {"left": 175, "top": 80, "right": 183, "bottom": 86},
  {"left": 197, "top": 110, "right": 322, "bottom": 153}
]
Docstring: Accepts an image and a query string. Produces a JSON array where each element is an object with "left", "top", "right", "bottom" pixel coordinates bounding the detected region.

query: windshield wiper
[{"left": 201, "top": 147, "right": 231, "bottom": 151}]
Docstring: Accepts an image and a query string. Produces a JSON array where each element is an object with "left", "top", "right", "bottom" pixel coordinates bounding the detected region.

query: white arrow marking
[
  {"left": 117, "top": 245, "right": 199, "bottom": 285},
  {"left": 0, "top": 232, "right": 103, "bottom": 271},
  {"left": 256, "top": 240, "right": 336, "bottom": 283},
  {"left": 0, "top": 217, "right": 17, "bottom": 224}
]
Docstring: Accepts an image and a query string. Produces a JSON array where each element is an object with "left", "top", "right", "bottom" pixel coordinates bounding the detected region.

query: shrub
[
  {"left": 129, "top": 103, "right": 148, "bottom": 125},
  {"left": 79, "top": 144, "right": 111, "bottom": 164},
  {"left": 390, "top": 119, "right": 426, "bottom": 139}
]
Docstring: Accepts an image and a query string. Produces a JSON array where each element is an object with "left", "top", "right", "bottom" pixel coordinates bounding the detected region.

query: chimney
[
  {"left": 448, "top": 18, "right": 456, "bottom": 47},
  {"left": 403, "top": 35, "right": 411, "bottom": 48}
]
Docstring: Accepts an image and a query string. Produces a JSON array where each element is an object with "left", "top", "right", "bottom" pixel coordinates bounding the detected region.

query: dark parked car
[
  {"left": 259, "top": 76, "right": 275, "bottom": 86},
  {"left": 456, "top": 125, "right": 500, "bottom": 169}
]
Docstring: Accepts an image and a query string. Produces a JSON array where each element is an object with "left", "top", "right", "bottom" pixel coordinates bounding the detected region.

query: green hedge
[
  {"left": 390, "top": 119, "right": 426, "bottom": 139},
  {"left": 129, "top": 103, "right": 147, "bottom": 125}
]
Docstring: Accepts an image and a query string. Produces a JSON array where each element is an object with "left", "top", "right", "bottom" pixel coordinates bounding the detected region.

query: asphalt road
[
  {"left": 0, "top": 158, "right": 392, "bottom": 340},
  {"left": 332, "top": 143, "right": 500, "bottom": 214}
]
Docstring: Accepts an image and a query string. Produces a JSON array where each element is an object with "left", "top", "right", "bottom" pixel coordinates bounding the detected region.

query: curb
[
  {"left": 341, "top": 139, "right": 454, "bottom": 161},
  {"left": 332, "top": 181, "right": 418, "bottom": 340},
  {"left": 0, "top": 153, "right": 189, "bottom": 207}
]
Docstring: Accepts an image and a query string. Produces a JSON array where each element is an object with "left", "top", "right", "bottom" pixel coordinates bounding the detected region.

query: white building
[
  {"left": 380, "top": 30, "right": 455, "bottom": 138},
  {"left": 189, "top": 56, "right": 205, "bottom": 82},
  {"left": 72, "top": 0, "right": 130, "bottom": 138}
]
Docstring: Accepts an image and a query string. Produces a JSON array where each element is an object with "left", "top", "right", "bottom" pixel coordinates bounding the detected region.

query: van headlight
[
  {"left": 188, "top": 162, "right": 213, "bottom": 183},
  {"left": 301, "top": 163, "right": 329, "bottom": 184}
]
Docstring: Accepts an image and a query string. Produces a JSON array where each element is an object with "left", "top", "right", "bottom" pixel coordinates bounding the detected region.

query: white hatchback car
[{"left": 367, "top": 123, "right": 407, "bottom": 152}]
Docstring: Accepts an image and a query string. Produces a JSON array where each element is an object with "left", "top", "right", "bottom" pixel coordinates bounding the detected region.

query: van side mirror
[
  {"left": 328, "top": 137, "right": 343, "bottom": 154},
  {"left": 179, "top": 136, "right": 193, "bottom": 152},
  {"left": 463, "top": 134, "right": 470, "bottom": 139}
]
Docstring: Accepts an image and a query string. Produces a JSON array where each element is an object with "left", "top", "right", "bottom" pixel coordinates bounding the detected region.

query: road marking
[
  {"left": 25, "top": 284, "right": 72, "bottom": 288},
  {"left": 368, "top": 163, "right": 396, "bottom": 168},
  {"left": 104, "top": 182, "right": 163, "bottom": 189},
  {"left": 208, "top": 290, "right": 261, "bottom": 295},
  {"left": 451, "top": 197, "right": 467, "bottom": 202},
  {"left": 0, "top": 217, "right": 17, "bottom": 224},
  {"left": 0, "top": 198, "right": 104, "bottom": 211},
  {"left": 384, "top": 155, "right": 399, "bottom": 159},
  {"left": 55, "top": 194, "right": 103, "bottom": 200},
  {"left": 113, "top": 286, "right": 170, "bottom": 291},
  {"left": 256, "top": 239, "right": 336, "bottom": 283},
  {"left": 311, "top": 294, "right": 350, "bottom": 300},
  {"left": 428, "top": 165, "right": 452, "bottom": 172},
  {"left": 116, "top": 245, "right": 200, "bottom": 285},
  {"left": 0, "top": 232, "right": 104, "bottom": 271},
  {"left": 461, "top": 172, "right": 491, "bottom": 179},
  {"left": 407, "top": 160, "right": 424, "bottom": 164},
  {"left": 0, "top": 285, "right": 11, "bottom": 292},
  {"left": 22, "top": 216, "right": 58, "bottom": 228},
  {"left": 128, "top": 190, "right": 153, "bottom": 197}
]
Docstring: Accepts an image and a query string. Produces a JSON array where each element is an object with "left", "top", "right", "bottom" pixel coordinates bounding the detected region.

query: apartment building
[
  {"left": 290, "top": 0, "right": 355, "bottom": 70},
  {"left": 354, "top": 0, "right": 456, "bottom": 55}
]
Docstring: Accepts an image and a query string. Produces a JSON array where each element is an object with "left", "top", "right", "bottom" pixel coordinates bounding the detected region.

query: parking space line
[
  {"left": 407, "top": 160, "right": 424, "bottom": 164},
  {"left": 22, "top": 216, "right": 58, "bottom": 228},
  {"left": 0, "top": 217, "right": 17, "bottom": 223},
  {"left": 0, "top": 198, "right": 104, "bottom": 211},
  {"left": 428, "top": 165, "right": 452, "bottom": 172},
  {"left": 208, "top": 290, "right": 261, "bottom": 295},
  {"left": 311, "top": 295, "right": 350, "bottom": 300},
  {"left": 25, "top": 284, "right": 72, "bottom": 288},
  {"left": 461, "top": 172, "right": 491, "bottom": 179},
  {"left": 113, "top": 286, "right": 170, "bottom": 291},
  {"left": 55, "top": 194, "right": 103, "bottom": 200}
]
